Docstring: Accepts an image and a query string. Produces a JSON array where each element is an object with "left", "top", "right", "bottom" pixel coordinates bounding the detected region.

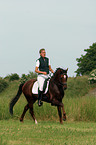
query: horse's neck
[{"left": 50, "top": 77, "right": 64, "bottom": 97}]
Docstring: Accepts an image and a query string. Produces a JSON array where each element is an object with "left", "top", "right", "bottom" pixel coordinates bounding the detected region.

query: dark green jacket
[{"left": 38, "top": 56, "right": 49, "bottom": 74}]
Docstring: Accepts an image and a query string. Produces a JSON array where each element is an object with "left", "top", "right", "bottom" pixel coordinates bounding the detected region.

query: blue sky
[{"left": 0, "top": 0, "right": 96, "bottom": 77}]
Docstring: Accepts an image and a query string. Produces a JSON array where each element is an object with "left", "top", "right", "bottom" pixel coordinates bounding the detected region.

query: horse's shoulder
[{"left": 49, "top": 77, "right": 54, "bottom": 84}]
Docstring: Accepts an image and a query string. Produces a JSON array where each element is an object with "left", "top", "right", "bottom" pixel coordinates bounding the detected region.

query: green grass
[
  {"left": 64, "top": 95, "right": 96, "bottom": 122},
  {"left": 65, "top": 75, "right": 95, "bottom": 98},
  {"left": 0, "top": 120, "right": 96, "bottom": 145},
  {"left": 0, "top": 77, "right": 96, "bottom": 144},
  {"left": 0, "top": 78, "right": 96, "bottom": 122},
  {"left": 1, "top": 92, "right": 96, "bottom": 122}
]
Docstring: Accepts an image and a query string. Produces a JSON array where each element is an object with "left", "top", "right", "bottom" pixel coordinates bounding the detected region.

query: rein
[{"left": 53, "top": 78, "right": 66, "bottom": 87}]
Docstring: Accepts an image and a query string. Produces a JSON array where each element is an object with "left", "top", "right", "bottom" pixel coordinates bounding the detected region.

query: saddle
[{"left": 32, "top": 78, "right": 50, "bottom": 94}]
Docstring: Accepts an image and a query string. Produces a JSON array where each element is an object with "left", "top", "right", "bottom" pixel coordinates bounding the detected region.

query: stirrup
[{"left": 38, "top": 100, "right": 43, "bottom": 107}]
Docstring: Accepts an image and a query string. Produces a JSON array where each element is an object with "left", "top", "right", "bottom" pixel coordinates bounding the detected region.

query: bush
[
  {"left": 88, "top": 69, "right": 96, "bottom": 84},
  {"left": 20, "top": 72, "right": 37, "bottom": 83},
  {"left": 0, "top": 79, "right": 9, "bottom": 93},
  {"left": 9, "top": 73, "right": 20, "bottom": 81},
  {"left": 65, "top": 76, "right": 91, "bottom": 98},
  {"left": 20, "top": 74, "right": 28, "bottom": 83},
  {"left": 4, "top": 75, "right": 10, "bottom": 80},
  {"left": 27, "top": 71, "right": 37, "bottom": 79}
]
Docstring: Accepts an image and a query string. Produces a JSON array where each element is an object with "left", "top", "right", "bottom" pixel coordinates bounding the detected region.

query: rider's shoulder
[{"left": 36, "top": 58, "right": 39, "bottom": 62}]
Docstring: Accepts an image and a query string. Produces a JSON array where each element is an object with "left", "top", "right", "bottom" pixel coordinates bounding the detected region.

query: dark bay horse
[{"left": 9, "top": 68, "right": 68, "bottom": 124}]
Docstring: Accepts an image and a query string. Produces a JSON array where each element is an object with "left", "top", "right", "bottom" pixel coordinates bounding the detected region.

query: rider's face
[{"left": 40, "top": 50, "right": 46, "bottom": 58}]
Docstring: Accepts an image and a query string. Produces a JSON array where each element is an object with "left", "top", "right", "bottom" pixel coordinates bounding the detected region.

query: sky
[{"left": 0, "top": 0, "right": 96, "bottom": 77}]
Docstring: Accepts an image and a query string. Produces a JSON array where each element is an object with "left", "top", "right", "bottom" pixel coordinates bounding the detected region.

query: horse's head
[{"left": 54, "top": 68, "right": 68, "bottom": 90}]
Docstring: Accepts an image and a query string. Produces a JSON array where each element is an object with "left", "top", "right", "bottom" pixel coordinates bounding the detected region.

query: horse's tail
[{"left": 9, "top": 83, "right": 24, "bottom": 115}]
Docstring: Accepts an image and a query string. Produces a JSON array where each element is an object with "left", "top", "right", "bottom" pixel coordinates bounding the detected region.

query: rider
[{"left": 35, "top": 48, "right": 54, "bottom": 107}]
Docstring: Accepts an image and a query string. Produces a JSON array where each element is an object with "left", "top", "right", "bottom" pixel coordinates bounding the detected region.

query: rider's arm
[
  {"left": 49, "top": 59, "right": 54, "bottom": 73},
  {"left": 35, "top": 67, "right": 47, "bottom": 75},
  {"left": 49, "top": 65, "right": 54, "bottom": 73}
]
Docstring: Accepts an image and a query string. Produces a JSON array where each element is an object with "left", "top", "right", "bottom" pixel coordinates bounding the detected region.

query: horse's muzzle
[
  {"left": 64, "top": 83, "right": 67, "bottom": 90},
  {"left": 64, "top": 87, "right": 67, "bottom": 90}
]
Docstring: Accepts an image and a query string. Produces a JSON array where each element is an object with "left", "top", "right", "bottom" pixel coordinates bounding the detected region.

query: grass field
[
  {"left": 0, "top": 77, "right": 96, "bottom": 144},
  {"left": 0, "top": 120, "right": 96, "bottom": 145}
]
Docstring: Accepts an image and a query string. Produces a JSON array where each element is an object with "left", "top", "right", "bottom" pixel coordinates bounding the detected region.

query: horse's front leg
[
  {"left": 62, "top": 104, "right": 66, "bottom": 121},
  {"left": 51, "top": 99, "right": 66, "bottom": 123},
  {"left": 56, "top": 100, "right": 66, "bottom": 121},
  {"left": 57, "top": 106, "right": 63, "bottom": 124}
]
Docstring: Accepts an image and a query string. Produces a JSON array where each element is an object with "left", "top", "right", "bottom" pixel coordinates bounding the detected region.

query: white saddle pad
[{"left": 32, "top": 81, "right": 49, "bottom": 94}]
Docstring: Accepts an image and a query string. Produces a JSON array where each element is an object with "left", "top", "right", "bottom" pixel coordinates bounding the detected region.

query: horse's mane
[{"left": 53, "top": 68, "right": 67, "bottom": 77}]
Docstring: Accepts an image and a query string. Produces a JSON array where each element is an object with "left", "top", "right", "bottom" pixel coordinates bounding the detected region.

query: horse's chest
[
  {"left": 49, "top": 82, "right": 64, "bottom": 99},
  {"left": 57, "top": 85, "right": 64, "bottom": 97}
]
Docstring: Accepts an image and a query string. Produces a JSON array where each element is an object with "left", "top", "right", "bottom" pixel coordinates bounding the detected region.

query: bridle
[
  {"left": 59, "top": 73, "right": 67, "bottom": 86},
  {"left": 54, "top": 73, "right": 67, "bottom": 87},
  {"left": 52, "top": 68, "right": 68, "bottom": 88}
]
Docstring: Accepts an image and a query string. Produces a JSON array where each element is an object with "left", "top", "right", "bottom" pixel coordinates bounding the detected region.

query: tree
[{"left": 75, "top": 43, "right": 96, "bottom": 76}]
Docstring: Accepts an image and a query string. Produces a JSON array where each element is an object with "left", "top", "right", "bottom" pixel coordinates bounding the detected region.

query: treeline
[
  {"left": 75, "top": 42, "right": 96, "bottom": 75},
  {"left": 0, "top": 72, "right": 37, "bottom": 93}
]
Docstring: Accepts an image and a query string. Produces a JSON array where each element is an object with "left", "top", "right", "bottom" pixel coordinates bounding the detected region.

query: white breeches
[{"left": 37, "top": 74, "right": 49, "bottom": 91}]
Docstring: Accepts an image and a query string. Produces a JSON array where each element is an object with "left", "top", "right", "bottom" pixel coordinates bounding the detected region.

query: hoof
[
  {"left": 20, "top": 118, "right": 23, "bottom": 123},
  {"left": 63, "top": 113, "right": 66, "bottom": 121},
  {"left": 63, "top": 118, "right": 66, "bottom": 121},
  {"left": 35, "top": 119, "right": 38, "bottom": 124}
]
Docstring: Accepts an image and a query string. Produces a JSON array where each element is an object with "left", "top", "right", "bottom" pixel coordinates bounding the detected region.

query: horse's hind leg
[
  {"left": 20, "top": 104, "right": 29, "bottom": 122},
  {"left": 29, "top": 103, "right": 38, "bottom": 124}
]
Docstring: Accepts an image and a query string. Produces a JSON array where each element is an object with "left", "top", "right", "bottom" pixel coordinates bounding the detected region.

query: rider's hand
[{"left": 43, "top": 72, "right": 47, "bottom": 75}]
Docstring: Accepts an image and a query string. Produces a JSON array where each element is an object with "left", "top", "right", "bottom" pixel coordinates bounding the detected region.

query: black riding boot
[{"left": 38, "top": 90, "right": 43, "bottom": 107}]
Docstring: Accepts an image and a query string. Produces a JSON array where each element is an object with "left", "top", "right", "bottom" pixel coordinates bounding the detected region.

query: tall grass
[
  {"left": 65, "top": 75, "right": 92, "bottom": 98},
  {"left": 0, "top": 76, "right": 96, "bottom": 122},
  {"left": 64, "top": 95, "right": 96, "bottom": 122}
]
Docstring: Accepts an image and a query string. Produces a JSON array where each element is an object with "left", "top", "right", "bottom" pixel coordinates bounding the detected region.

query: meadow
[
  {"left": 0, "top": 120, "right": 96, "bottom": 145},
  {"left": 0, "top": 76, "right": 96, "bottom": 144}
]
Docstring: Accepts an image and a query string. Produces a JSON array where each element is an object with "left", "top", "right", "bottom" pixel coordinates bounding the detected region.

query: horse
[{"left": 9, "top": 68, "right": 68, "bottom": 124}]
